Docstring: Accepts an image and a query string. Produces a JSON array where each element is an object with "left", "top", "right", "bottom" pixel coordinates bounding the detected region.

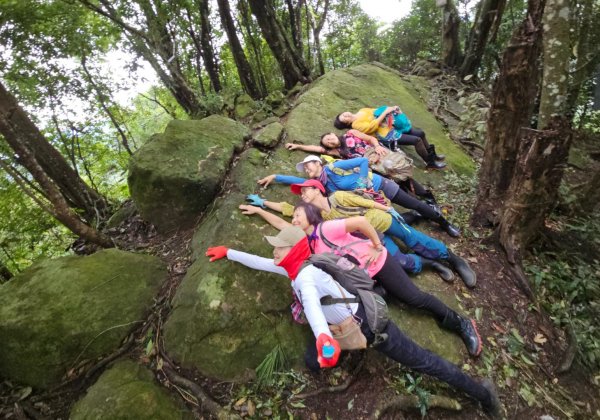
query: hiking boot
[
  {"left": 439, "top": 218, "right": 461, "bottom": 238},
  {"left": 447, "top": 251, "right": 476, "bottom": 287},
  {"left": 426, "top": 159, "right": 447, "bottom": 170},
  {"left": 427, "top": 144, "right": 446, "bottom": 161},
  {"left": 441, "top": 310, "right": 482, "bottom": 357},
  {"left": 480, "top": 379, "right": 502, "bottom": 418},
  {"left": 401, "top": 210, "right": 423, "bottom": 225},
  {"left": 421, "top": 258, "right": 454, "bottom": 282}
]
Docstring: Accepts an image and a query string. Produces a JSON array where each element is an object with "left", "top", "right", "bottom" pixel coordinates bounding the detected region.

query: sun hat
[
  {"left": 265, "top": 226, "right": 306, "bottom": 248},
  {"left": 295, "top": 155, "right": 322, "bottom": 173},
  {"left": 290, "top": 179, "right": 326, "bottom": 195}
]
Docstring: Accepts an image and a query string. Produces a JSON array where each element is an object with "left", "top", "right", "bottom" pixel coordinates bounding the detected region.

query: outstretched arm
[
  {"left": 239, "top": 204, "right": 291, "bottom": 230},
  {"left": 206, "top": 246, "right": 288, "bottom": 276}
]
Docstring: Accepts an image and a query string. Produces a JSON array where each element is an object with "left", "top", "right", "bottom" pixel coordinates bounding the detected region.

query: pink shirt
[{"left": 309, "top": 220, "right": 386, "bottom": 278}]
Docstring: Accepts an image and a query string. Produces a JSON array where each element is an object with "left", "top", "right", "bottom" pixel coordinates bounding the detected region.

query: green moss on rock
[
  {"left": 254, "top": 122, "right": 284, "bottom": 148},
  {"left": 70, "top": 360, "right": 188, "bottom": 420},
  {"left": 128, "top": 116, "right": 250, "bottom": 232},
  {"left": 0, "top": 250, "right": 166, "bottom": 389}
]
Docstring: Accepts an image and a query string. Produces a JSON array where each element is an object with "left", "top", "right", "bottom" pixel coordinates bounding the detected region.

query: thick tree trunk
[
  {"left": 308, "top": 0, "right": 330, "bottom": 76},
  {"left": 0, "top": 81, "right": 110, "bottom": 224},
  {"left": 460, "top": 0, "right": 507, "bottom": 78},
  {"left": 0, "top": 95, "right": 113, "bottom": 248},
  {"left": 498, "top": 118, "right": 572, "bottom": 262},
  {"left": 248, "top": 0, "right": 311, "bottom": 90},
  {"left": 216, "top": 0, "right": 265, "bottom": 99},
  {"left": 197, "top": 0, "right": 222, "bottom": 93},
  {"left": 285, "top": 0, "right": 304, "bottom": 55},
  {"left": 472, "top": 0, "right": 546, "bottom": 226},
  {"left": 441, "top": 0, "right": 462, "bottom": 68},
  {"left": 538, "top": 0, "right": 570, "bottom": 127}
]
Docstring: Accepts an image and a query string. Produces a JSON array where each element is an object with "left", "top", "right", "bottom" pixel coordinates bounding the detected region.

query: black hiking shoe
[
  {"left": 440, "top": 219, "right": 461, "bottom": 237},
  {"left": 447, "top": 251, "right": 476, "bottom": 287},
  {"left": 421, "top": 258, "right": 454, "bottom": 282},
  {"left": 426, "top": 160, "right": 447, "bottom": 170},
  {"left": 441, "top": 311, "right": 482, "bottom": 357},
  {"left": 480, "top": 379, "right": 502, "bottom": 418},
  {"left": 428, "top": 144, "right": 446, "bottom": 161}
]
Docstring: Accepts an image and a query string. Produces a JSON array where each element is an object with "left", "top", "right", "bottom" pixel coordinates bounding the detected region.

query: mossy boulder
[
  {"left": 284, "top": 62, "right": 475, "bottom": 185},
  {"left": 163, "top": 147, "right": 463, "bottom": 380},
  {"left": 0, "top": 249, "right": 166, "bottom": 389},
  {"left": 70, "top": 360, "right": 188, "bottom": 420},
  {"left": 235, "top": 93, "right": 258, "bottom": 120},
  {"left": 128, "top": 116, "right": 250, "bottom": 232},
  {"left": 254, "top": 122, "right": 284, "bottom": 148}
]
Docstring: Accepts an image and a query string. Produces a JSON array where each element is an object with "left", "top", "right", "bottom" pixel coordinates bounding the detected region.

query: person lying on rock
[
  {"left": 286, "top": 130, "right": 450, "bottom": 229},
  {"left": 245, "top": 179, "right": 476, "bottom": 288},
  {"left": 333, "top": 105, "right": 446, "bottom": 170},
  {"left": 229, "top": 201, "right": 481, "bottom": 356},
  {"left": 205, "top": 225, "right": 500, "bottom": 418},
  {"left": 257, "top": 154, "right": 460, "bottom": 238}
]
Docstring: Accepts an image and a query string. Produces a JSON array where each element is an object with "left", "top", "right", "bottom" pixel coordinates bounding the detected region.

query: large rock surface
[
  {"left": 128, "top": 115, "right": 250, "bottom": 232},
  {"left": 0, "top": 249, "right": 166, "bottom": 389},
  {"left": 70, "top": 360, "right": 188, "bottom": 419}
]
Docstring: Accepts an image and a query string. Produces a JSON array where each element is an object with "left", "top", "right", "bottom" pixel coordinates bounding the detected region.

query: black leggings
[
  {"left": 392, "top": 186, "right": 439, "bottom": 221},
  {"left": 373, "top": 254, "right": 449, "bottom": 320},
  {"left": 398, "top": 128, "right": 430, "bottom": 162},
  {"left": 304, "top": 305, "right": 491, "bottom": 405}
]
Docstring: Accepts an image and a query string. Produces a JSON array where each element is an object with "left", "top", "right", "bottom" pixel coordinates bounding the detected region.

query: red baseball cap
[{"left": 290, "top": 179, "right": 326, "bottom": 195}]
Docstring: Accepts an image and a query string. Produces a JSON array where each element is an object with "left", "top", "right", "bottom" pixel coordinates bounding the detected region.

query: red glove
[
  {"left": 205, "top": 246, "right": 229, "bottom": 262},
  {"left": 316, "top": 333, "right": 341, "bottom": 368}
]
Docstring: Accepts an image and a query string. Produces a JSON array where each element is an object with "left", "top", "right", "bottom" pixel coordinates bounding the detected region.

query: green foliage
[
  {"left": 378, "top": 0, "right": 442, "bottom": 70},
  {"left": 255, "top": 344, "right": 288, "bottom": 388},
  {"left": 525, "top": 229, "right": 600, "bottom": 370}
]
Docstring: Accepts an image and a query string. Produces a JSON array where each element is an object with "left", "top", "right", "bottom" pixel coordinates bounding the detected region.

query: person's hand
[
  {"left": 365, "top": 244, "right": 383, "bottom": 265},
  {"left": 285, "top": 143, "right": 300, "bottom": 150},
  {"left": 257, "top": 174, "right": 276, "bottom": 188},
  {"left": 206, "top": 246, "right": 229, "bottom": 262},
  {"left": 239, "top": 204, "right": 262, "bottom": 215},
  {"left": 246, "top": 194, "right": 266, "bottom": 208},
  {"left": 316, "top": 333, "right": 341, "bottom": 368},
  {"left": 385, "top": 106, "right": 396, "bottom": 115},
  {"left": 387, "top": 207, "right": 404, "bottom": 222},
  {"left": 375, "top": 145, "right": 388, "bottom": 156}
]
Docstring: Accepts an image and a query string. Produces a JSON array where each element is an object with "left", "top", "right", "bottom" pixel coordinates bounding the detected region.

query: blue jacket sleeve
[
  {"left": 333, "top": 157, "right": 370, "bottom": 177},
  {"left": 275, "top": 174, "right": 306, "bottom": 185}
]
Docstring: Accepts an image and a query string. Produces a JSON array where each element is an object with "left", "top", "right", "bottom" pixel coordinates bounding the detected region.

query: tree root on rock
[
  {"left": 162, "top": 366, "right": 230, "bottom": 419},
  {"left": 372, "top": 394, "right": 462, "bottom": 419}
]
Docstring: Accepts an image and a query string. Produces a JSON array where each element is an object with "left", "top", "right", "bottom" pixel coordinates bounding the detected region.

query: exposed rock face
[
  {"left": 254, "top": 121, "right": 284, "bottom": 148},
  {"left": 0, "top": 249, "right": 166, "bottom": 388},
  {"left": 70, "top": 360, "right": 188, "bottom": 419},
  {"left": 128, "top": 116, "right": 250, "bottom": 232}
]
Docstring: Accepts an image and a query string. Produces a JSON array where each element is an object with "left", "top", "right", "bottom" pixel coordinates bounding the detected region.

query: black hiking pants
[
  {"left": 373, "top": 254, "right": 449, "bottom": 320},
  {"left": 380, "top": 178, "right": 440, "bottom": 222},
  {"left": 304, "top": 305, "right": 492, "bottom": 406}
]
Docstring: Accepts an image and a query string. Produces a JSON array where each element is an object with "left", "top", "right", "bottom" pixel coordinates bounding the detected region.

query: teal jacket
[{"left": 374, "top": 106, "right": 412, "bottom": 134}]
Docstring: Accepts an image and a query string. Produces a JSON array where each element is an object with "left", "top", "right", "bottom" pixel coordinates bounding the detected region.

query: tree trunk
[
  {"left": 593, "top": 64, "right": 600, "bottom": 110},
  {"left": 308, "top": 0, "right": 330, "bottom": 76},
  {"left": 472, "top": 0, "right": 546, "bottom": 226},
  {"left": 460, "top": 0, "right": 507, "bottom": 78},
  {"left": 498, "top": 118, "right": 572, "bottom": 262},
  {"left": 538, "top": 0, "right": 570, "bottom": 128},
  {"left": 441, "top": 0, "right": 462, "bottom": 68},
  {"left": 216, "top": 0, "right": 265, "bottom": 99},
  {"left": 0, "top": 261, "right": 12, "bottom": 282},
  {"left": 0, "top": 81, "right": 110, "bottom": 224},
  {"left": 197, "top": 0, "right": 222, "bottom": 93},
  {"left": 285, "top": 0, "right": 304, "bottom": 55},
  {"left": 237, "top": 0, "right": 268, "bottom": 94},
  {"left": 248, "top": 0, "right": 311, "bottom": 90},
  {"left": 0, "top": 94, "right": 113, "bottom": 248}
]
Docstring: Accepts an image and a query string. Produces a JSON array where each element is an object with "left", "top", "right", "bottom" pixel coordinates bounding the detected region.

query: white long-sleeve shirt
[{"left": 227, "top": 249, "right": 359, "bottom": 338}]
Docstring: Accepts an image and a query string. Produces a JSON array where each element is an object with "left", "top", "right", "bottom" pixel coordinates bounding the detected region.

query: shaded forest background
[{"left": 1, "top": 0, "right": 599, "bottom": 374}]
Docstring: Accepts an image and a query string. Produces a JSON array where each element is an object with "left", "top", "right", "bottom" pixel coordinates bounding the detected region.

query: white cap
[{"left": 295, "top": 155, "right": 322, "bottom": 173}]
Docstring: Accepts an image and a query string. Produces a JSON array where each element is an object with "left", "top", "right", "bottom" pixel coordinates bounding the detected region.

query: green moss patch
[{"left": 0, "top": 250, "right": 166, "bottom": 389}]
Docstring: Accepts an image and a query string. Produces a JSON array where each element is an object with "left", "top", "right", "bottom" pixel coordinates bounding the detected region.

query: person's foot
[
  {"left": 444, "top": 222, "right": 461, "bottom": 238},
  {"left": 435, "top": 153, "right": 446, "bottom": 161},
  {"left": 430, "top": 260, "right": 454, "bottom": 282},
  {"left": 448, "top": 251, "right": 476, "bottom": 287},
  {"left": 426, "top": 160, "right": 447, "bottom": 170},
  {"left": 480, "top": 379, "right": 502, "bottom": 418},
  {"left": 460, "top": 317, "right": 482, "bottom": 357}
]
